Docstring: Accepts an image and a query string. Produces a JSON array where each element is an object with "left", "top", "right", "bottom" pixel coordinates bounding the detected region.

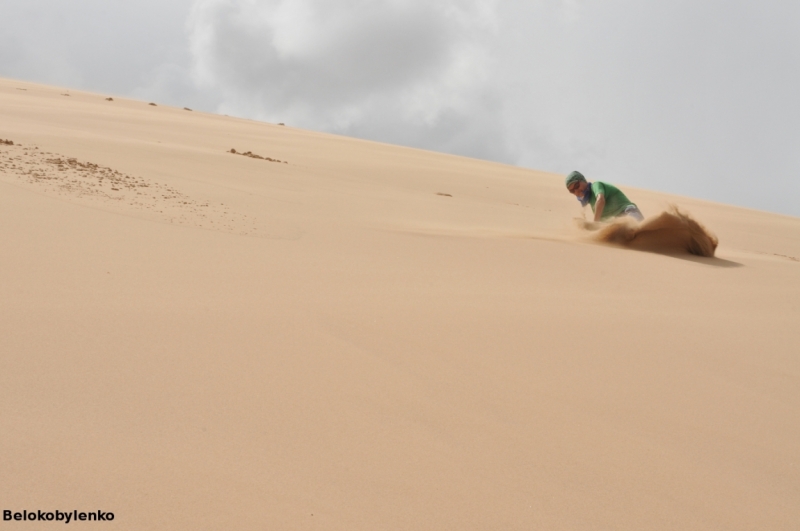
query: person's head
[{"left": 565, "top": 171, "right": 588, "bottom": 196}]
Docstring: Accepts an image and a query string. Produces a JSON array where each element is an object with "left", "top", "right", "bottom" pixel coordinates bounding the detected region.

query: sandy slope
[{"left": 1, "top": 77, "right": 799, "bottom": 530}]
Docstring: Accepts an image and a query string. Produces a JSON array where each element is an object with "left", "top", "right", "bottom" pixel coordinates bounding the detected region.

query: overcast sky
[{"left": 2, "top": 0, "right": 799, "bottom": 216}]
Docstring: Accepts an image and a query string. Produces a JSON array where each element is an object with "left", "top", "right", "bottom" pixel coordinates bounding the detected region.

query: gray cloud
[
  {"left": 0, "top": 0, "right": 195, "bottom": 95},
  {"left": 187, "top": 0, "right": 515, "bottom": 161},
  {"left": 493, "top": 1, "right": 800, "bottom": 213}
]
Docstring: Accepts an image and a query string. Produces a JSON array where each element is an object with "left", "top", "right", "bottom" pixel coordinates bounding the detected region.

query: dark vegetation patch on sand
[{"left": 229, "top": 148, "right": 287, "bottom": 164}]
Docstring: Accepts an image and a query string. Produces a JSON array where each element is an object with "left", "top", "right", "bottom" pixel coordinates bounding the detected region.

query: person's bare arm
[{"left": 593, "top": 194, "right": 605, "bottom": 221}]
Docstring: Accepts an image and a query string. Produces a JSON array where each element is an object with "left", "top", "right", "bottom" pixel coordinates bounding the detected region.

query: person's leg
[{"left": 622, "top": 205, "right": 644, "bottom": 221}]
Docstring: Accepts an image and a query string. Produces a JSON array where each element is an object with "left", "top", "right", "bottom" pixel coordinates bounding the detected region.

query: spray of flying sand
[{"left": 577, "top": 205, "right": 719, "bottom": 257}]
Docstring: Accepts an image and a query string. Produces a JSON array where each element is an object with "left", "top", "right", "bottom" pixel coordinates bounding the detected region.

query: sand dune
[{"left": 2, "top": 77, "right": 799, "bottom": 530}]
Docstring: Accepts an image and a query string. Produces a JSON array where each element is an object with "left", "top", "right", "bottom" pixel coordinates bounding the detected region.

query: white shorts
[{"left": 620, "top": 205, "right": 644, "bottom": 221}]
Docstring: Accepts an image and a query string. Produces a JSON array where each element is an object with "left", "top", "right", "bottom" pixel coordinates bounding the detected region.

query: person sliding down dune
[
  {"left": 565, "top": 171, "right": 644, "bottom": 222},
  {"left": 566, "top": 171, "right": 719, "bottom": 257}
]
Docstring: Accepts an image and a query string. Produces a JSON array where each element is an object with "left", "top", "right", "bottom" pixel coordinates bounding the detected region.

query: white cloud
[{"left": 187, "top": 0, "right": 515, "bottom": 161}]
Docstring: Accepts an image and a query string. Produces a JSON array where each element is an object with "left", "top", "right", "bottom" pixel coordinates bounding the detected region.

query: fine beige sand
[{"left": 2, "top": 77, "right": 799, "bottom": 530}]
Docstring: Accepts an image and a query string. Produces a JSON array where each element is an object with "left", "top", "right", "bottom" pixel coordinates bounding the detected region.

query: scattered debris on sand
[
  {"left": 149, "top": 103, "right": 157, "bottom": 106},
  {"left": 184, "top": 107, "right": 192, "bottom": 111},
  {"left": 0, "top": 138, "right": 259, "bottom": 236},
  {"left": 229, "top": 148, "right": 287, "bottom": 164},
  {"left": 436, "top": 192, "right": 453, "bottom": 197},
  {"left": 106, "top": 97, "right": 113, "bottom": 101}
]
